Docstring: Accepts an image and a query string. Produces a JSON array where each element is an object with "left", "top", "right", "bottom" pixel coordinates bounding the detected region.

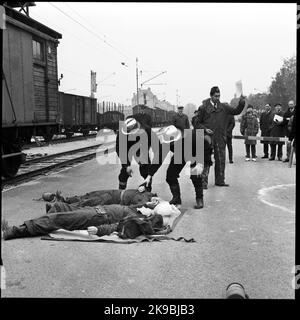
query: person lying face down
[
  {"left": 44, "top": 187, "right": 157, "bottom": 212},
  {"left": 2, "top": 198, "right": 180, "bottom": 241}
]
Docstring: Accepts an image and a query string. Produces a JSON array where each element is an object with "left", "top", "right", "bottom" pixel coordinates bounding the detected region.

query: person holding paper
[
  {"left": 194, "top": 86, "right": 246, "bottom": 187},
  {"left": 269, "top": 103, "right": 286, "bottom": 161}
]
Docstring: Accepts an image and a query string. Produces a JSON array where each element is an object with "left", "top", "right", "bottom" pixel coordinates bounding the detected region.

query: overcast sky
[{"left": 30, "top": 2, "right": 297, "bottom": 106}]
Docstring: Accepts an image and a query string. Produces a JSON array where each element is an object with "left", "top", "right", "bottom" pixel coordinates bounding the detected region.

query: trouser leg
[
  {"left": 245, "top": 145, "right": 250, "bottom": 157},
  {"left": 190, "top": 169, "right": 203, "bottom": 199},
  {"left": 118, "top": 165, "right": 130, "bottom": 189},
  {"left": 201, "top": 164, "right": 210, "bottom": 188},
  {"left": 227, "top": 137, "right": 233, "bottom": 161},
  {"left": 263, "top": 143, "right": 269, "bottom": 156},
  {"left": 277, "top": 144, "right": 283, "bottom": 159},
  {"left": 47, "top": 202, "right": 79, "bottom": 213},
  {"left": 139, "top": 161, "right": 152, "bottom": 191},
  {"left": 166, "top": 156, "right": 185, "bottom": 204},
  {"left": 286, "top": 141, "right": 291, "bottom": 158},
  {"left": 251, "top": 145, "right": 256, "bottom": 158},
  {"left": 270, "top": 144, "right": 276, "bottom": 158},
  {"left": 24, "top": 208, "right": 108, "bottom": 237},
  {"left": 214, "top": 141, "right": 226, "bottom": 184}
]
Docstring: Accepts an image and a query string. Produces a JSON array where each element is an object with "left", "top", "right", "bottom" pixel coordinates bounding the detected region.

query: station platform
[{"left": 1, "top": 125, "right": 296, "bottom": 298}]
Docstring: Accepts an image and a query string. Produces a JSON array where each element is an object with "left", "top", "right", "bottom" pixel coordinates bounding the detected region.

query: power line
[{"left": 48, "top": 2, "right": 131, "bottom": 61}]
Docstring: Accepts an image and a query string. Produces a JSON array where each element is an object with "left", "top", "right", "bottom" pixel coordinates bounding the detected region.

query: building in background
[{"left": 131, "top": 87, "right": 175, "bottom": 111}]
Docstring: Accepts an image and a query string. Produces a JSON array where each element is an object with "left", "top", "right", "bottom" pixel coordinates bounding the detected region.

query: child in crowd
[{"left": 240, "top": 105, "right": 259, "bottom": 161}]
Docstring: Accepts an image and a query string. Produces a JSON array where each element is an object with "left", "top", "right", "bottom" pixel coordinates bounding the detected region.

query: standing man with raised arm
[{"left": 194, "top": 86, "right": 246, "bottom": 187}]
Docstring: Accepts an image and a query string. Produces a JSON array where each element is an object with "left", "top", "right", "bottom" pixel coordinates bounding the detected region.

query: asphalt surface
[{"left": 1, "top": 124, "right": 296, "bottom": 298}]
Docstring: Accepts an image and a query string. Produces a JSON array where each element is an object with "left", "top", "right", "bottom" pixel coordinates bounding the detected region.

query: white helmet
[
  {"left": 160, "top": 125, "right": 182, "bottom": 144},
  {"left": 121, "top": 118, "right": 141, "bottom": 135}
]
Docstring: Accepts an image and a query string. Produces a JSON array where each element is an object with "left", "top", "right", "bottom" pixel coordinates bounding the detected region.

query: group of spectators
[
  {"left": 240, "top": 100, "right": 296, "bottom": 162},
  {"left": 190, "top": 99, "right": 296, "bottom": 163}
]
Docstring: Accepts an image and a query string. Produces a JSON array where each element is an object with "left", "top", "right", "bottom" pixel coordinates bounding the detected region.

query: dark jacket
[
  {"left": 226, "top": 115, "right": 235, "bottom": 138},
  {"left": 240, "top": 113, "right": 259, "bottom": 145},
  {"left": 289, "top": 109, "right": 296, "bottom": 146},
  {"left": 283, "top": 108, "right": 295, "bottom": 136},
  {"left": 259, "top": 111, "right": 273, "bottom": 136},
  {"left": 172, "top": 113, "right": 190, "bottom": 131},
  {"left": 194, "top": 97, "right": 246, "bottom": 143},
  {"left": 269, "top": 111, "right": 286, "bottom": 145}
]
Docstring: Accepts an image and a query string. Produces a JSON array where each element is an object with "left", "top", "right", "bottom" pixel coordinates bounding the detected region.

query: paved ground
[{"left": 1, "top": 124, "right": 295, "bottom": 298}]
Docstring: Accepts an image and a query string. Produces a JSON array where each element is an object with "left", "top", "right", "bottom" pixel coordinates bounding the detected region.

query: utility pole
[
  {"left": 176, "top": 89, "right": 179, "bottom": 111},
  {"left": 136, "top": 57, "right": 139, "bottom": 107}
]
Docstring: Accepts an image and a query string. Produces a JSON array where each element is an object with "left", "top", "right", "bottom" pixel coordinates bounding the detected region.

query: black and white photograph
[{"left": 1, "top": 1, "right": 297, "bottom": 304}]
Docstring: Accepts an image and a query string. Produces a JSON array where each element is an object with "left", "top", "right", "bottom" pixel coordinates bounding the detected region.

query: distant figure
[
  {"left": 240, "top": 105, "right": 259, "bottom": 161},
  {"left": 259, "top": 104, "right": 273, "bottom": 158},
  {"left": 288, "top": 108, "right": 296, "bottom": 155},
  {"left": 269, "top": 103, "right": 286, "bottom": 161},
  {"left": 194, "top": 86, "right": 246, "bottom": 187},
  {"left": 226, "top": 114, "right": 235, "bottom": 163},
  {"left": 132, "top": 105, "right": 152, "bottom": 128},
  {"left": 172, "top": 106, "right": 190, "bottom": 132},
  {"left": 282, "top": 100, "right": 296, "bottom": 162},
  {"left": 191, "top": 110, "right": 199, "bottom": 128}
]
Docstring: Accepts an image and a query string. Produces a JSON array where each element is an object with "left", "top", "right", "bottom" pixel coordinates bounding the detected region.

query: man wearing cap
[
  {"left": 194, "top": 86, "right": 246, "bottom": 187},
  {"left": 259, "top": 104, "right": 273, "bottom": 159},
  {"left": 172, "top": 106, "right": 190, "bottom": 132},
  {"left": 282, "top": 100, "right": 296, "bottom": 162},
  {"left": 141, "top": 125, "right": 213, "bottom": 209}
]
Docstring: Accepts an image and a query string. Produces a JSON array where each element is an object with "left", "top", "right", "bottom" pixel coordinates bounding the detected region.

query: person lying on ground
[
  {"left": 42, "top": 187, "right": 157, "bottom": 212},
  {"left": 2, "top": 198, "right": 181, "bottom": 241}
]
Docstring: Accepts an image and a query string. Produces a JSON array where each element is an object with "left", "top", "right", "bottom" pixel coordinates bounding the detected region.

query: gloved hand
[
  {"left": 126, "top": 166, "right": 133, "bottom": 177},
  {"left": 191, "top": 163, "right": 204, "bottom": 177},
  {"left": 87, "top": 226, "right": 98, "bottom": 235},
  {"left": 138, "top": 175, "right": 152, "bottom": 193}
]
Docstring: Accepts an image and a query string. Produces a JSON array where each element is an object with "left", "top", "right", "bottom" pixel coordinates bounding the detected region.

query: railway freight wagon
[
  {"left": 58, "top": 92, "right": 97, "bottom": 138},
  {"left": 97, "top": 111, "right": 125, "bottom": 132},
  {"left": 2, "top": 4, "right": 62, "bottom": 177},
  {"left": 132, "top": 104, "right": 176, "bottom": 127}
]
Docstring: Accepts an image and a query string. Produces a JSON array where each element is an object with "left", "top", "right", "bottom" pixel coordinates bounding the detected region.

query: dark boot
[
  {"left": 194, "top": 197, "right": 204, "bottom": 209},
  {"left": 191, "top": 175, "right": 204, "bottom": 209},
  {"left": 169, "top": 184, "right": 182, "bottom": 205},
  {"left": 3, "top": 224, "right": 31, "bottom": 240}
]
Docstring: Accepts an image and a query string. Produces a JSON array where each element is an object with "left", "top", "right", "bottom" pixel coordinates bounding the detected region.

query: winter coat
[
  {"left": 269, "top": 111, "right": 286, "bottom": 145},
  {"left": 194, "top": 97, "right": 246, "bottom": 143},
  {"left": 226, "top": 115, "right": 235, "bottom": 138},
  {"left": 283, "top": 108, "right": 295, "bottom": 136},
  {"left": 172, "top": 113, "right": 190, "bottom": 131},
  {"left": 259, "top": 111, "right": 273, "bottom": 145},
  {"left": 240, "top": 113, "right": 259, "bottom": 145}
]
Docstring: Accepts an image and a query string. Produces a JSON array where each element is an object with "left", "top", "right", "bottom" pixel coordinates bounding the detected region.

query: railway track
[
  {"left": 22, "top": 133, "right": 98, "bottom": 149},
  {"left": 2, "top": 142, "right": 115, "bottom": 188}
]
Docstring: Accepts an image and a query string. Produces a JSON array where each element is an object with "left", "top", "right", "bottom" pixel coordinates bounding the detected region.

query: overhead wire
[{"left": 48, "top": 2, "right": 132, "bottom": 62}]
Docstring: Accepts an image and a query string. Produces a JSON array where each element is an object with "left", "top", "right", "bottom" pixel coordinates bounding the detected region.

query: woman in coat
[
  {"left": 269, "top": 103, "right": 286, "bottom": 161},
  {"left": 240, "top": 105, "right": 259, "bottom": 161}
]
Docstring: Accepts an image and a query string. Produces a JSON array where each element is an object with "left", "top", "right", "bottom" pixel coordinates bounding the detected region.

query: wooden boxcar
[
  {"left": 2, "top": 4, "right": 62, "bottom": 177},
  {"left": 58, "top": 92, "right": 97, "bottom": 137},
  {"left": 97, "top": 111, "right": 125, "bottom": 132}
]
